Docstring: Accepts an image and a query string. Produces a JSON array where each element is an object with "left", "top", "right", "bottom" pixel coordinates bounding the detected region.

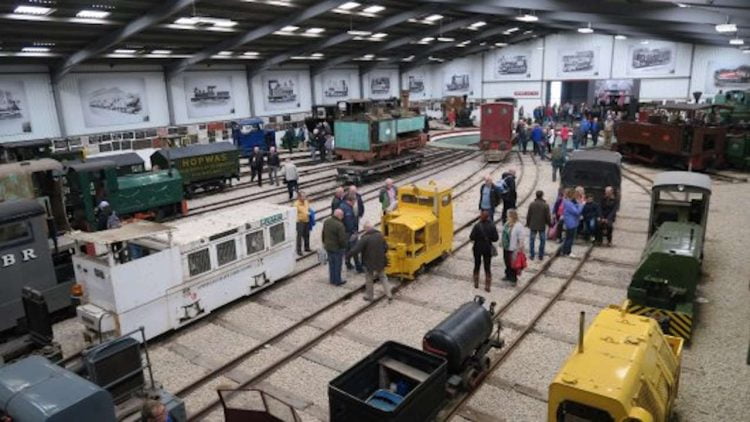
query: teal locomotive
[{"left": 627, "top": 171, "right": 712, "bottom": 342}]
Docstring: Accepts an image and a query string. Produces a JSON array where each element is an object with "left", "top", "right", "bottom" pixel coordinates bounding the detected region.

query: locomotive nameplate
[{"left": 261, "top": 214, "right": 283, "bottom": 226}]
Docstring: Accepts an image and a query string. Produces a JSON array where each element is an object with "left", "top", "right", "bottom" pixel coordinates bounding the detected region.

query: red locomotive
[
  {"left": 614, "top": 103, "right": 728, "bottom": 171},
  {"left": 479, "top": 102, "right": 514, "bottom": 162}
]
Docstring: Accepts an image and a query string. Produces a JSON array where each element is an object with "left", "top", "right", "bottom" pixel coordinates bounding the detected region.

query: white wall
[
  {"left": 56, "top": 69, "right": 170, "bottom": 136},
  {"left": 251, "top": 67, "right": 312, "bottom": 116},
  {"left": 612, "top": 39, "right": 692, "bottom": 79},
  {"left": 0, "top": 68, "right": 61, "bottom": 142},
  {"left": 543, "top": 33, "right": 614, "bottom": 80},
  {"left": 169, "top": 68, "right": 251, "bottom": 125},
  {"left": 690, "top": 45, "right": 750, "bottom": 97},
  {"left": 313, "top": 67, "right": 361, "bottom": 104},
  {"left": 362, "top": 67, "right": 400, "bottom": 99}
]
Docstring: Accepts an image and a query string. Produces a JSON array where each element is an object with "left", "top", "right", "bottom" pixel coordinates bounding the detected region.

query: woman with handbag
[
  {"left": 502, "top": 209, "right": 526, "bottom": 286},
  {"left": 469, "top": 210, "right": 499, "bottom": 292}
]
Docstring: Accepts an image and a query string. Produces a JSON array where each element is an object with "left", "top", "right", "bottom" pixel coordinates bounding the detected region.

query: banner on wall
[
  {"left": 184, "top": 75, "right": 235, "bottom": 119},
  {"left": 557, "top": 48, "right": 600, "bottom": 77},
  {"left": 408, "top": 75, "right": 425, "bottom": 94},
  {"left": 495, "top": 52, "right": 531, "bottom": 79},
  {"left": 705, "top": 61, "right": 750, "bottom": 93},
  {"left": 323, "top": 71, "right": 351, "bottom": 99},
  {"left": 262, "top": 72, "right": 301, "bottom": 111},
  {"left": 79, "top": 76, "right": 150, "bottom": 128},
  {"left": 627, "top": 41, "right": 676, "bottom": 75},
  {"left": 370, "top": 75, "right": 391, "bottom": 97},
  {"left": 0, "top": 80, "right": 32, "bottom": 135},
  {"left": 444, "top": 73, "right": 471, "bottom": 94}
]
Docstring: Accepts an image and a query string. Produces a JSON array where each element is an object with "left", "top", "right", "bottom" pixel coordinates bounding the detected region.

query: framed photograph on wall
[
  {"left": 0, "top": 80, "right": 32, "bottom": 135},
  {"left": 495, "top": 52, "right": 532, "bottom": 79},
  {"left": 626, "top": 41, "right": 677, "bottom": 76},
  {"left": 557, "top": 48, "right": 600, "bottom": 77},
  {"left": 184, "top": 74, "right": 235, "bottom": 119},
  {"left": 79, "top": 76, "right": 150, "bottom": 128},
  {"left": 262, "top": 72, "right": 301, "bottom": 111}
]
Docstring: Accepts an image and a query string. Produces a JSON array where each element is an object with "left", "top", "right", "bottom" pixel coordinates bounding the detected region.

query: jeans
[
  {"left": 365, "top": 270, "right": 392, "bottom": 300},
  {"left": 286, "top": 180, "right": 298, "bottom": 200},
  {"left": 529, "top": 230, "right": 546, "bottom": 259},
  {"left": 562, "top": 228, "right": 577, "bottom": 255},
  {"left": 268, "top": 166, "right": 280, "bottom": 186},
  {"left": 472, "top": 248, "right": 492, "bottom": 276},
  {"left": 596, "top": 220, "right": 614, "bottom": 244},
  {"left": 591, "top": 131, "right": 600, "bottom": 146},
  {"left": 296, "top": 222, "right": 310, "bottom": 254},
  {"left": 327, "top": 249, "right": 344, "bottom": 284},
  {"left": 582, "top": 218, "right": 597, "bottom": 237},
  {"left": 552, "top": 163, "right": 562, "bottom": 182},
  {"left": 573, "top": 138, "right": 580, "bottom": 150}
]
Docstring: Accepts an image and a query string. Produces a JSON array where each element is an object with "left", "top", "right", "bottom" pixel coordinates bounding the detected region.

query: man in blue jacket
[
  {"left": 530, "top": 123, "right": 545, "bottom": 159},
  {"left": 339, "top": 193, "right": 364, "bottom": 273}
]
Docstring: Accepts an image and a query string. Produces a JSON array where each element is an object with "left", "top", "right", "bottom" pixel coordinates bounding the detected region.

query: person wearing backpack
[
  {"left": 498, "top": 169, "right": 517, "bottom": 223},
  {"left": 478, "top": 175, "right": 501, "bottom": 221},
  {"left": 469, "top": 210, "right": 499, "bottom": 292}
]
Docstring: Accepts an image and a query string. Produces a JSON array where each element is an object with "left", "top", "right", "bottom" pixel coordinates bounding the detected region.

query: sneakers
[{"left": 568, "top": 253, "right": 578, "bottom": 259}]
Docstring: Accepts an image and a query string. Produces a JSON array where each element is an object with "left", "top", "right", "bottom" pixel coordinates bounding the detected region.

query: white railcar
[{"left": 70, "top": 203, "right": 296, "bottom": 342}]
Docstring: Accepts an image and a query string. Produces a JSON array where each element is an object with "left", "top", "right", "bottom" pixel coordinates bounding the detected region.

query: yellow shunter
[
  {"left": 382, "top": 181, "right": 453, "bottom": 280},
  {"left": 548, "top": 302, "right": 684, "bottom": 422}
]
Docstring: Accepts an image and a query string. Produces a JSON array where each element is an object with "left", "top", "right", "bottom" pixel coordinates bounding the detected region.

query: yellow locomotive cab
[
  {"left": 383, "top": 181, "right": 453, "bottom": 280},
  {"left": 548, "top": 303, "right": 684, "bottom": 422}
]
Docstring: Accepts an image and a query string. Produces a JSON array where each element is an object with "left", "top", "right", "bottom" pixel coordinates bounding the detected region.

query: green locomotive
[{"left": 628, "top": 171, "right": 712, "bottom": 341}]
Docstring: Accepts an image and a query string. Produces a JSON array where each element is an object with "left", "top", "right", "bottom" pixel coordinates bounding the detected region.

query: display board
[
  {"left": 440, "top": 56, "right": 481, "bottom": 98},
  {"left": 184, "top": 74, "right": 235, "bottom": 119},
  {"left": 364, "top": 69, "right": 399, "bottom": 99},
  {"left": 706, "top": 61, "right": 750, "bottom": 92},
  {"left": 0, "top": 80, "right": 32, "bottom": 135},
  {"left": 443, "top": 72, "right": 471, "bottom": 94},
  {"left": 401, "top": 66, "right": 434, "bottom": 100},
  {"left": 495, "top": 51, "right": 532, "bottom": 79},
  {"left": 544, "top": 34, "right": 613, "bottom": 80},
  {"left": 322, "top": 70, "right": 351, "bottom": 100},
  {"left": 626, "top": 41, "right": 677, "bottom": 76},
  {"left": 262, "top": 71, "right": 301, "bottom": 111},
  {"left": 78, "top": 76, "right": 150, "bottom": 128},
  {"left": 557, "top": 48, "right": 600, "bottom": 78}
]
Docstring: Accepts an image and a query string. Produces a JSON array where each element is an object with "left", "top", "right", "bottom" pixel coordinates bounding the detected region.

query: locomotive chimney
[
  {"left": 692, "top": 91, "right": 702, "bottom": 103},
  {"left": 578, "top": 311, "right": 585, "bottom": 354}
]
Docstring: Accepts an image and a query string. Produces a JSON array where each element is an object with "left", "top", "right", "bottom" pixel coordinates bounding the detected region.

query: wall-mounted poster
[
  {"left": 184, "top": 75, "right": 235, "bottom": 119},
  {"left": 444, "top": 73, "right": 470, "bottom": 93},
  {"left": 495, "top": 52, "right": 531, "bottom": 78},
  {"left": 408, "top": 75, "right": 425, "bottom": 94},
  {"left": 371, "top": 76, "right": 391, "bottom": 95},
  {"left": 322, "top": 71, "right": 350, "bottom": 99},
  {"left": 705, "top": 61, "right": 750, "bottom": 93},
  {"left": 0, "top": 80, "right": 32, "bottom": 135},
  {"left": 262, "top": 72, "right": 300, "bottom": 111},
  {"left": 558, "top": 48, "right": 599, "bottom": 77},
  {"left": 627, "top": 41, "right": 676, "bottom": 75},
  {"left": 79, "top": 77, "right": 149, "bottom": 128}
]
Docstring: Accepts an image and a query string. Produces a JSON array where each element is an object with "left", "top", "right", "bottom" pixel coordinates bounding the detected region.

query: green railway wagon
[
  {"left": 334, "top": 115, "right": 427, "bottom": 162},
  {"left": 66, "top": 161, "right": 184, "bottom": 229},
  {"left": 150, "top": 142, "right": 240, "bottom": 196},
  {"left": 725, "top": 132, "right": 750, "bottom": 169}
]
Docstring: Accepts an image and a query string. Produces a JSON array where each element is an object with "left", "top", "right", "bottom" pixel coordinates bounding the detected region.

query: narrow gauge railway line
[
  {"left": 187, "top": 149, "right": 473, "bottom": 218},
  {"left": 180, "top": 152, "right": 539, "bottom": 421},
  {"left": 622, "top": 163, "right": 747, "bottom": 185}
]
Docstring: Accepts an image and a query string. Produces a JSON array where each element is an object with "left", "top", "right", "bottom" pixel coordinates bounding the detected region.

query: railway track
[{"left": 179, "top": 151, "right": 538, "bottom": 420}]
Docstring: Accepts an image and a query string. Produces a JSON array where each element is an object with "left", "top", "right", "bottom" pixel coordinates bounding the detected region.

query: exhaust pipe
[{"left": 578, "top": 311, "right": 585, "bottom": 354}]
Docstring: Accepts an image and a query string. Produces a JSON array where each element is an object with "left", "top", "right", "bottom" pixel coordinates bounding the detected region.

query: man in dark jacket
[
  {"left": 322, "top": 209, "right": 348, "bottom": 285},
  {"left": 267, "top": 146, "right": 281, "bottom": 186},
  {"left": 339, "top": 194, "right": 364, "bottom": 273},
  {"left": 526, "top": 190, "right": 552, "bottom": 260},
  {"left": 249, "top": 146, "right": 265, "bottom": 187},
  {"left": 478, "top": 175, "right": 501, "bottom": 221},
  {"left": 500, "top": 169, "right": 517, "bottom": 223},
  {"left": 581, "top": 193, "right": 602, "bottom": 240},
  {"left": 331, "top": 187, "right": 345, "bottom": 213},
  {"left": 349, "top": 222, "right": 392, "bottom": 302},
  {"left": 596, "top": 186, "right": 618, "bottom": 246}
]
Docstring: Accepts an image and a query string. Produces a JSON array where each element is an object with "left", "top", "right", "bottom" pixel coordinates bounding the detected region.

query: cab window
[
  {"left": 269, "top": 223, "right": 285, "bottom": 246},
  {"left": 0, "top": 221, "right": 31, "bottom": 245},
  {"left": 188, "top": 249, "right": 211, "bottom": 276},
  {"left": 556, "top": 401, "right": 614, "bottom": 422}
]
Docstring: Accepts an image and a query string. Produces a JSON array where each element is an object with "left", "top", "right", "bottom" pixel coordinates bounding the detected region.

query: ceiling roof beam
[
  {"left": 52, "top": 0, "right": 194, "bottom": 83},
  {"left": 248, "top": 5, "right": 437, "bottom": 77},
  {"left": 167, "top": 0, "right": 350, "bottom": 78}
]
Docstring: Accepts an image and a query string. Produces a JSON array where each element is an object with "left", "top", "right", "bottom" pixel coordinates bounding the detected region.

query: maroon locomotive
[{"left": 479, "top": 102, "right": 514, "bottom": 162}]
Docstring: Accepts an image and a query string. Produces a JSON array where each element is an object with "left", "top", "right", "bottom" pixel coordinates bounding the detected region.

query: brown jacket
[
  {"left": 322, "top": 218, "right": 347, "bottom": 252},
  {"left": 526, "top": 198, "right": 552, "bottom": 231},
  {"left": 349, "top": 229, "right": 388, "bottom": 272}
]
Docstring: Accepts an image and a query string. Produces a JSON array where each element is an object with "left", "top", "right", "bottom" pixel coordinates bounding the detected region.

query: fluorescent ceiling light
[
  {"left": 76, "top": 10, "right": 110, "bottom": 19},
  {"left": 675, "top": 2, "right": 689, "bottom": 7},
  {"left": 424, "top": 14, "right": 443, "bottom": 22},
  {"left": 523, "top": 30, "right": 533, "bottom": 34},
  {"left": 402, "top": 55, "right": 414, "bottom": 61},
  {"left": 578, "top": 26, "right": 594, "bottom": 34},
  {"left": 22, "top": 47, "right": 50, "bottom": 52},
  {"left": 419, "top": 37, "right": 435, "bottom": 43},
  {"left": 281, "top": 25, "right": 299, "bottom": 32},
  {"left": 437, "top": 37, "right": 455, "bottom": 42},
  {"left": 729, "top": 38, "right": 744, "bottom": 45},
  {"left": 244, "top": 51, "right": 259, "bottom": 55},
  {"left": 504, "top": 27, "right": 520, "bottom": 34},
  {"left": 114, "top": 49, "right": 136, "bottom": 54},
  {"left": 174, "top": 17, "right": 196, "bottom": 25},
  {"left": 516, "top": 14, "right": 538, "bottom": 23},
  {"left": 495, "top": 42, "right": 508, "bottom": 47},
  {"left": 306, "top": 27, "right": 325, "bottom": 34},
  {"left": 363, "top": 5, "right": 385, "bottom": 14},
  {"left": 470, "top": 21, "right": 487, "bottom": 28},
  {"left": 615, "top": 34, "right": 627, "bottom": 40},
  {"left": 217, "top": 51, "right": 233, "bottom": 56},
  {"left": 348, "top": 30, "right": 372, "bottom": 36},
  {"left": 339, "top": 2, "right": 361, "bottom": 10},
  {"left": 14, "top": 5, "right": 54, "bottom": 16},
  {"left": 715, "top": 23, "right": 737, "bottom": 33},
  {"left": 371, "top": 32, "right": 388, "bottom": 38},
  {"left": 151, "top": 49, "right": 172, "bottom": 55},
  {"left": 363, "top": 54, "right": 375, "bottom": 59},
  {"left": 311, "top": 52, "right": 324, "bottom": 57},
  {"left": 174, "top": 16, "right": 237, "bottom": 27}
]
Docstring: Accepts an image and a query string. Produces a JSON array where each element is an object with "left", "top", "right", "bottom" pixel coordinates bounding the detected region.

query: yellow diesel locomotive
[
  {"left": 382, "top": 181, "right": 453, "bottom": 280},
  {"left": 549, "top": 302, "right": 684, "bottom": 422}
]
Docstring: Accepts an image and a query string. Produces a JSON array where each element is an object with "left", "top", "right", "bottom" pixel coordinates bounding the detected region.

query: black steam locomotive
[{"left": 329, "top": 296, "right": 503, "bottom": 421}]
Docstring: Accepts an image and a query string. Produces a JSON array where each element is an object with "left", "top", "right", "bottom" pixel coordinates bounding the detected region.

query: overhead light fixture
[
  {"left": 428, "top": 56, "right": 444, "bottom": 62},
  {"left": 217, "top": 51, "right": 233, "bottom": 56},
  {"left": 371, "top": 32, "right": 388, "bottom": 38},
  {"left": 424, "top": 14, "right": 443, "bottom": 22},
  {"left": 402, "top": 55, "right": 414, "bottom": 61},
  {"left": 363, "top": 5, "right": 385, "bottom": 14},
  {"left": 174, "top": 17, "right": 196, "bottom": 25},
  {"left": 114, "top": 49, "right": 137, "bottom": 54},
  {"left": 14, "top": 5, "right": 54, "bottom": 16},
  {"left": 150, "top": 49, "right": 172, "bottom": 55},
  {"left": 173, "top": 16, "right": 237, "bottom": 28},
  {"left": 437, "top": 37, "right": 455, "bottom": 42},
  {"left": 420, "top": 37, "right": 435, "bottom": 42},
  {"left": 516, "top": 13, "right": 538, "bottom": 23},
  {"left": 469, "top": 21, "right": 487, "bottom": 29},
  {"left": 578, "top": 23, "right": 594, "bottom": 34},
  {"left": 22, "top": 47, "right": 50, "bottom": 53},
  {"left": 675, "top": 2, "right": 689, "bottom": 7},
  {"left": 244, "top": 51, "right": 259, "bottom": 55},
  {"left": 281, "top": 25, "right": 299, "bottom": 32},
  {"left": 615, "top": 34, "right": 627, "bottom": 40},
  {"left": 504, "top": 27, "right": 520, "bottom": 34},
  {"left": 362, "top": 54, "right": 375, "bottom": 59},
  {"left": 523, "top": 30, "right": 533, "bottom": 34},
  {"left": 338, "top": 2, "right": 361, "bottom": 10},
  {"left": 729, "top": 38, "right": 744, "bottom": 45},
  {"left": 306, "top": 27, "right": 325, "bottom": 34},
  {"left": 76, "top": 10, "right": 110, "bottom": 19},
  {"left": 311, "top": 52, "right": 324, "bottom": 57},
  {"left": 715, "top": 23, "right": 737, "bottom": 33},
  {"left": 495, "top": 42, "right": 508, "bottom": 47},
  {"left": 347, "top": 30, "right": 372, "bottom": 36},
  {"left": 640, "top": 40, "right": 650, "bottom": 45}
]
